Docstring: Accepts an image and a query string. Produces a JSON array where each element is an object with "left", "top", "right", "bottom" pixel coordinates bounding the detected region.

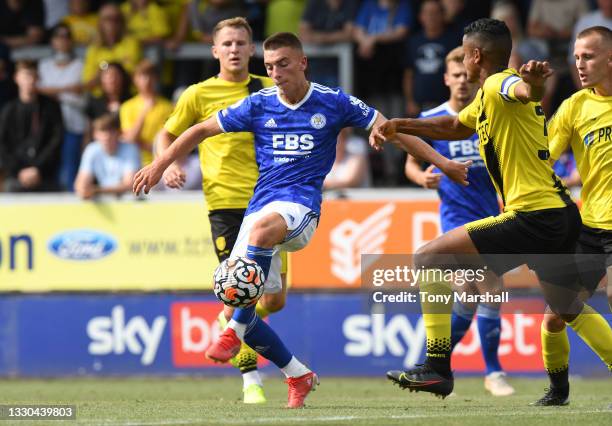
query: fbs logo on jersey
[{"left": 329, "top": 203, "right": 396, "bottom": 285}]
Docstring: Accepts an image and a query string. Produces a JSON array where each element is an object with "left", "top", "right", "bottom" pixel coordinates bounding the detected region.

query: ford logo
[{"left": 48, "top": 230, "right": 117, "bottom": 260}]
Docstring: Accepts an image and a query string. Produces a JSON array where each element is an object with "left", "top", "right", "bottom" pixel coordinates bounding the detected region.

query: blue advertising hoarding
[{"left": 0, "top": 293, "right": 608, "bottom": 377}]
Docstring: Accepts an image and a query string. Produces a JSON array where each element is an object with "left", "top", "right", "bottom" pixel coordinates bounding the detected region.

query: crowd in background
[{"left": 0, "top": 0, "right": 609, "bottom": 196}]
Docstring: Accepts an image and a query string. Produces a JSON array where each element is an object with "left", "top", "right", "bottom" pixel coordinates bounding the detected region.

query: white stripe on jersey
[
  {"left": 421, "top": 102, "right": 458, "bottom": 118},
  {"left": 500, "top": 75, "right": 521, "bottom": 96},
  {"left": 273, "top": 150, "right": 311, "bottom": 155},
  {"left": 312, "top": 82, "right": 339, "bottom": 94},
  {"left": 259, "top": 87, "right": 277, "bottom": 96}
]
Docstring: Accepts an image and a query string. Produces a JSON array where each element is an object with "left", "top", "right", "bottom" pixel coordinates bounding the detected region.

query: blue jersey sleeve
[
  {"left": 216, "top": 95, "right": 254, "bottom": 133},
  {"left": 338, "top": 90, "right": 378, "bottom": 130}
]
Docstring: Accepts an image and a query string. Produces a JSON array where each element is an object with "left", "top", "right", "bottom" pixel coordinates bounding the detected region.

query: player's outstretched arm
[
  {"left": 394, "top": 133, "right": 471, "bottom": 186},
  {"left": 370, "top": 115, "right": 473, "bottom": 148},
  {"left": 370, "top": 114, "right": 471, "bottom": 186},
  {"left": 157, "top": 129, "right": 186, "bottom": 189},
  {"left": 514, "top": 60, "right": 553, "bottom": 103},
  {"left": 133, "top": 117, "right": 222, "bottom": 195}
]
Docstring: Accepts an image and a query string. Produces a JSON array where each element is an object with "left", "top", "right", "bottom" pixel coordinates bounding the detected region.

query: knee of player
[
  {"left": 259, "top": 294, "right": 286, "bottom": 313},
  {"left": 414, "top": 245, "right": 438, "bottom": 270},
  {"left": 542, "top": 311, "right": 565, "bottom": 332}
]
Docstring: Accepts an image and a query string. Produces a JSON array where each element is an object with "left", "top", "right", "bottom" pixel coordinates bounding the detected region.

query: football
[{"left": 213, "top": 256, "right": 265, "bottom": 307}]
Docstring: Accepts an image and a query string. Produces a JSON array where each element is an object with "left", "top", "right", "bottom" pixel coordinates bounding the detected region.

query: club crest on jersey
[{"left": 310, "top": 113, "right": 326, "bottom": 129}]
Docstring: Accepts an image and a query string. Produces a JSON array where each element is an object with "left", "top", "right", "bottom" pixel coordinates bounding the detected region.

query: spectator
[
  {"left": 403, "top": 0, "right": 460, "bottom": 117},
  {"left": 353, "top": 0, "right": 411, "bottom": 185},
  {"left": 120, "top": 59, "right": 173, "bottom": 165},
  {"left": 0, "top": 60, "right": 63, "bottom": 192},
  {"left": 62, "top": 0, "right": 98, "bottom": 46},
  {"left": 190, "top": 0, "right": 244, "bottom": 44},
  {"left": 528, "top": 0, "right": 589, "bottom": 51},
  {"left": 0, "top": 0, "right": 45, "bottom": 48},
  {"left": 442, "top": 0, "right": 491, "bottom": 32},
  {"left": 75, "top": 113, "right": 140, "bottom": 199},
  {"left": 159, "top": 0, "right": 189, "bottom": 51},
  {"left": 491, "top": 0, "right": 548, "bottom": 69},
  {"left": 37, "top": 23, "right": 87, "bottom": 191},
  {"left": 353, "top": 0, "right": 411, "bottom": 99},
  {"left": 569, "top": 0, "right": 612, "bottom": 87},
  {"left": 84, "top": 62, "right": 131, "bottom": 122},
  {"left": 43, "top": 0, "right": 69, "bottom": 30},
  {"left": 121, "top": 0, "right": 171, "bottom": 45},
  {"left": 266, "top": 0, "right": 306, "bottom": 37},
  {"left": 299, "top": 0, "right": 357, "bottom": 86},
  {"left": 0, "top": 43, "right": 16, "bottom": 111},
  {"left": 323, "top": 128, "right": 371, "bottom": 189},
  {"left": 528, "top": 0, "right": 589, "bottom": 114},
  {"left": 442, "top": 0, "right": 468, "bottom": 31},
  {"left": 82, "top": 2, "right": 142, "bottom": 92}
]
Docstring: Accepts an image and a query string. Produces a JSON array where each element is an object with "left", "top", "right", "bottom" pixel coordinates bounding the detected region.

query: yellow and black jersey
[
  {"left": 165, "top": 74, "right": 273, "bottom": 211},
  {"left": 458, "top": 68, "right": 571, "bottom": 212},
  {"left": 549, "top": 88, "right": 612, "bottom": 230}
]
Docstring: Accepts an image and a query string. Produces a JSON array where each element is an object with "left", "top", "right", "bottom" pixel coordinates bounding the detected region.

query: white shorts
[{"left": 230, "top": 201, "right": 319, "bottom": 293}]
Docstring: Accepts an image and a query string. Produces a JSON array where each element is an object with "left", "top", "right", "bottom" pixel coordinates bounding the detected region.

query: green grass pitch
[{"left": 0, "top": 377, "right": 610, "bottom": 425}]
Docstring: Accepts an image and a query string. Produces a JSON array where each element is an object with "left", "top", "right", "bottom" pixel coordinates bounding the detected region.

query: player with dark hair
[
  {"left": 405, "top": 46, "right": 514, "bottom": 396},
  {"left": 372, "top": 18, "right": 612, "bottom": 398},
  {"left": 534, "top": 25, "right": 612, "bottom": 406},
  {"left": 134, "top": 31, "right": 470, "bottom": 408}
]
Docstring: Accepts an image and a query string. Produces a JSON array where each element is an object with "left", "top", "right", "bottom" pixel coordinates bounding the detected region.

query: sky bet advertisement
[{"left": 0, "top": 293, "right": 608, "bottom": 377}]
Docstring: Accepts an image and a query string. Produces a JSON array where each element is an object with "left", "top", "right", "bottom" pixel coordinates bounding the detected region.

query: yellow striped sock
[
  {"left": 541, "top": 323, "right": 569, "bottom": 373},
  {"left": 420, "top": 270, "right": 452, "bottom": 374}
]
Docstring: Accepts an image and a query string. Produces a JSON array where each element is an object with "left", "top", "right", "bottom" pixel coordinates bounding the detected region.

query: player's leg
[
  {"left": 535, "top": 226, "right": 612, "bottom": 406},
  {"left": 533, "top": 213, "right": 612, "bottom": 379},
  {"left": 387, "top": 224, "right": 484, "bottom": 397},
  {"left": 474, "top": 276, "right": 514, "bottom": 396},
  {"left": 208, "top": 203, "right": 319, "bottom": 407},
  {"left": 209, "top": 209, "right": 266, "bottom": 404},
  {"left": 450, "top": 290, "right": 476, "bottom": 351},
  {"left": 533, "top": 308, "right": 571, "bottom": 406},
  {"left": 258, "top": 251, "right": 289, "bottom": 314}
]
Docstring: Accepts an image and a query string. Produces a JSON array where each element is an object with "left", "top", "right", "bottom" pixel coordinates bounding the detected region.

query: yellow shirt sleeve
[
  {"left": 548, "top": 98, "right": 573, "bottom": 161},
  {"left": 497, "top": 72, "right": 522, "bottom": 102},
  {"left": 457, "top": 91, "right": 480, "bottom": 129},
  {"left": 165, "top": 85, "right": 199, "bottom": 137}
]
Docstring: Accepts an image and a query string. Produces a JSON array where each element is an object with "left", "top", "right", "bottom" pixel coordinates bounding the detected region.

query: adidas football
[{"left": 213, "top": 256, "right": 265, "bottom": 308}]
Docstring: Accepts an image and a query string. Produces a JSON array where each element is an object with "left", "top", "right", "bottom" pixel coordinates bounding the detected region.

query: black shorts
[
  {"left": 208, "top": 209, "right": 246, "bottom": 262},
  {"left": 466, "top": 204, "right": 582, "bottom": 287},
  {"left": 574, "top": 225, "right": 612, "bottom": 294}
]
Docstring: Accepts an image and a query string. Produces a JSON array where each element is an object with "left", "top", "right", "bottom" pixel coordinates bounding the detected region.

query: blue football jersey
[
  {"left": 420, "top": 102, "right": 499, "bottom": 232},
  {"left": 217, "top": 83, "right": 377, "bottom": 215}
]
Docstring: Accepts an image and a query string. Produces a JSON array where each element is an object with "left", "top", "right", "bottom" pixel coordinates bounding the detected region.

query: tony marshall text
[{"left": 372, "top": 291, "right": 509, "bottom": 304}]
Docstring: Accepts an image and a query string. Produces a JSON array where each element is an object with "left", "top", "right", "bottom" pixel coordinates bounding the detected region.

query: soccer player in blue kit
[
  {"left": 133, "top": 31, "right": 471, "bottom": 408},
  {"left": 404, "top": 47, "right": 513, "bottom": 396}
]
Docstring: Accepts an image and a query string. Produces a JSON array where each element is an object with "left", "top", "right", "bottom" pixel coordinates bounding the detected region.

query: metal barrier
[{"left": 11, "top": 42, "right": 354, "bottom": 92}]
